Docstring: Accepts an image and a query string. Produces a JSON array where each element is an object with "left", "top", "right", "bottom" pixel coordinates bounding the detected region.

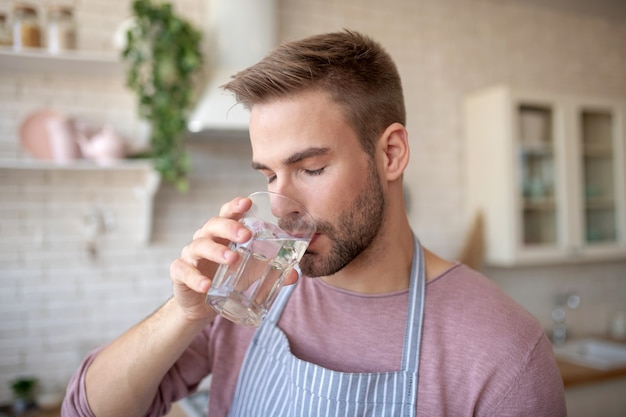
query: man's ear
[{"left": 378, "top": 122, "right": 410, "bottom": 181}]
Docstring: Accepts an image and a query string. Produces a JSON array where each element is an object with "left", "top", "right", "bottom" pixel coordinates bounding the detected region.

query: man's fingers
[
  {"left": 170, "top": 257, "right": 212, "bottom": 293},
  {"left": 219, "top": 196, "right": 252, "bottom": 218}
]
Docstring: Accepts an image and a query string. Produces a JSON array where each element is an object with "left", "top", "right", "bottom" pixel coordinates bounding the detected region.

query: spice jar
[
  {"left": 0, "top": 12, "right": 12, "bottom": 46},
  {"left": 47, "top": 5, "right": 76, "bottom": 53},
  {"left": 12, "top": 3, "right": 41, "bottom": 50}
]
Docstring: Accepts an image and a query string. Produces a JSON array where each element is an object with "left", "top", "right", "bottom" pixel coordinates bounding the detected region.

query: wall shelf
[
  {"left": 0, "top": 159, "right": 161, "bottom": 245},
  {"left": 0, "top": 46, "right": 123, "bottom": 76},
  {"left": 0, "top": 158, "right": 151, "bottom": 171}
]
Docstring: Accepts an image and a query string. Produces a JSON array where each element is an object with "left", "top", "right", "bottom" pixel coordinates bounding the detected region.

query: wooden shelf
[
  {"left": 0, "top": 158, "right": 152, "bottom": 171},
  {"left": 0, "top": 46, "right": 123, "bottom": 76},
  {"left": 585, "top": 197, "right": 616, "bottom": 210},
  {"left": 523, "top": 197, "right": 556, "bottom": 210}
]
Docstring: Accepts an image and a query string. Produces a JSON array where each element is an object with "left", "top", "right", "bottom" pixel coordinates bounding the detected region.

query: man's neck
[
  {"left": 320, "top": 224, "right": 415, "bottom": 294},
  {"left": 319, "top": 228, "right": 456, "bottom": 294}
]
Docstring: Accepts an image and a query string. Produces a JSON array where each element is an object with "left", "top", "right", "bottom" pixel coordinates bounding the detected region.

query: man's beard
[{"left": 299, "top": 165, "right": 386, "bottom": 277}]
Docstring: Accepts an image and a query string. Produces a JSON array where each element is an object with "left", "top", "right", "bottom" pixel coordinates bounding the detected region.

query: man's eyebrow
[
  {"left": 284, "top": 147, "right": 330, "bottom": 165},
  {"left": 251, "top": 147, "right": 330, "bottom": 170},
  {"left": 251, "top": 161, "right": 268, "bottom": 171}
]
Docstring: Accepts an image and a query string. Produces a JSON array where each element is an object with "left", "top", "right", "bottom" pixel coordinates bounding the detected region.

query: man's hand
[{"left": 169, "top": 196, "right": 254, "bottom": 321}]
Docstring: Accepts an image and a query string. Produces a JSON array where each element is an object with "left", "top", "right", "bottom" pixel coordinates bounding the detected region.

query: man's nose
[{"left": 269, "top": 192, "right": 303, "bottom": 218}]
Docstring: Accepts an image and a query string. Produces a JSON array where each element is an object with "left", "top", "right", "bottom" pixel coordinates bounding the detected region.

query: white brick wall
[
  {"left": 0, "top": 0, "right": 625, "bottom": 405},
  {"left": 0, "top": 140, "right": 264, "bottom": 401}
]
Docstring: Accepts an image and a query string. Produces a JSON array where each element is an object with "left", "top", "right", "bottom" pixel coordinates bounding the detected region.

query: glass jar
[
  {"left": 0, "top": 12, "right": 12, "bottom": 46},
  {"left": 47, "top": 5, "right": 76, "bottom": 53},
  {"left": 12, "top": 3, "right": 41, "bottom": 50}
]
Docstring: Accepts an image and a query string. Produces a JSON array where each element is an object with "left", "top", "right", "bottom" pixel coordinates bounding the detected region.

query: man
[{"left": 62, "top": 30, "right": 566, "bottom": 416}]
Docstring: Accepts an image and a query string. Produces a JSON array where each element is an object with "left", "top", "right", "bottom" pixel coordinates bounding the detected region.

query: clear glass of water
[{"left": 205, "top": 191, "right": 316, "bottom": 326}]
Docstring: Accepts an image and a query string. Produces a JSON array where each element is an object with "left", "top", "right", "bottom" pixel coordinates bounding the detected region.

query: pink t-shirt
[{"left": 62, "top": 264, "right": 566, "bottom": 416}]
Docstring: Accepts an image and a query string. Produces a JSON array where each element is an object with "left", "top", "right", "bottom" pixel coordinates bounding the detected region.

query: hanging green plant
[{"left": 122, "top": 0, "right": 203, "bottom": 191}]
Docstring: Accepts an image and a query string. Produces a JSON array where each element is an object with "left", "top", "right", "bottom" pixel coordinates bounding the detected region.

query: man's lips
[{"left": 308, "top": 233, "right": 321, "bottom": 247}]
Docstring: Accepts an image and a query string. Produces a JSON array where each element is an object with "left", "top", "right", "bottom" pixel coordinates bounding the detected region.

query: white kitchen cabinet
[{"left": 464, "top": 86, "right": 626, "bottom": 266}]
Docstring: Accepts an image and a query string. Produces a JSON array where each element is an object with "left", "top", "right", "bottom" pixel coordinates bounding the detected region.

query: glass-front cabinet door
[
  {"left": 518, "top": 104, "right": 558, "bottom": 247},
  {"left": 580, "top": 109, "right": 617, "bottom": 244},
  {"left": 465, "top": 86, "right": 626, "bottom": 266},
  {"left": 573, "top": 102, "right": 626, "bottom": 259}
]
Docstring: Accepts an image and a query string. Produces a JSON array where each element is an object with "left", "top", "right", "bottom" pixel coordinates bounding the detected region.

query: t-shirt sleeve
[
  {"left": 61, "top": 327, "right": 212, "bottom": 417},
  {"left": 482, "top": 333, "right": 567, "bottom": 417},
  {"left": 61, "top": 347, "right": 101, "bottom": 417}
]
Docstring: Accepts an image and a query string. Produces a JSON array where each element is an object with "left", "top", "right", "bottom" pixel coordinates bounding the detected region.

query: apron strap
[{"left": 401, "top": 236, "right": 426, "bottom": 373}]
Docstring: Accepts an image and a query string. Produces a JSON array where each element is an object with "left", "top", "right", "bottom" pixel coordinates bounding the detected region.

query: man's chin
[
  {"left": 298, "top": 253, "right": 317, "bottom": 277},
  {"left": 299, "top": 253, "right": 329, "bottom": 278},
  {"left": 299, "top": 252, "right": 347, "bottom": 278}
]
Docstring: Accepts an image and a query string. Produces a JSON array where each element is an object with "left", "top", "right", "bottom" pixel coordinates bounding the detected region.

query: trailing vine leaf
[{"left": 122, "top": 0, "right": 203, "bottom": 191}]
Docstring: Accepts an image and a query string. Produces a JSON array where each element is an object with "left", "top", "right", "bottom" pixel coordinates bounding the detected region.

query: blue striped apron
[{"left": 228, "top": 237, "right": 425, "bottom": 417}]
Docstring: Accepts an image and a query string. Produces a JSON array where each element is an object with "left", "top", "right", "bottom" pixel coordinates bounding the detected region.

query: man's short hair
[{"left": 223, "top": 30, "right": 406, "bottom": 157}]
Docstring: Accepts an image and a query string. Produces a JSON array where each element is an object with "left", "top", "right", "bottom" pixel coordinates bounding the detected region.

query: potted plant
[
  {"left": 10, "top": 377, "right": 38, "bottom": 415},
  {"left": 122, "top": 0, "right": 203, "bottom": 191}
]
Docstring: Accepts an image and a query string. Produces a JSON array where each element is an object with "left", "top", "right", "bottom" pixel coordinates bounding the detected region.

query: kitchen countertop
[
  {"left": 0, "top": 407, "right": 60, "bottom": 417},
  {"left": 555, "top": 337, "right": 626, "bottom": 388},
  {"left": 557, "top": 359, "right": 626, "bottom": 388}
]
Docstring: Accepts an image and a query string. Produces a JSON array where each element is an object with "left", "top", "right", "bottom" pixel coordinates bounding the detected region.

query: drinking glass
[{"left": 205, "top": 191, "right": 316, "bottom": 326}]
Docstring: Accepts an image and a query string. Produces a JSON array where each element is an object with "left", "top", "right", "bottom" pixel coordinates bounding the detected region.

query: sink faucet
[{"left": 551, "top": 291, "right": 581, "bottom": 345}]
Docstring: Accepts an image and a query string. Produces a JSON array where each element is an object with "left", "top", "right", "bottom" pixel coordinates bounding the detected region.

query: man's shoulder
[
  {"left": 424, "top": 264, "right": 546, "bottom": 358},
  {"left": 419, "top": 265, "right": 561, "bottom": 414}
]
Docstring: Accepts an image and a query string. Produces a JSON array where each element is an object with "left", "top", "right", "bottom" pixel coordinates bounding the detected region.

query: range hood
[{"left": 187, "top": 0, "right": 277, "bottom": 134}]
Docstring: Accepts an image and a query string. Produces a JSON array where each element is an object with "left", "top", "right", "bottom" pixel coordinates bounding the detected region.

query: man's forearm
[{"left": 84, "top": 297, "right": 216, "bottom": 417}]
